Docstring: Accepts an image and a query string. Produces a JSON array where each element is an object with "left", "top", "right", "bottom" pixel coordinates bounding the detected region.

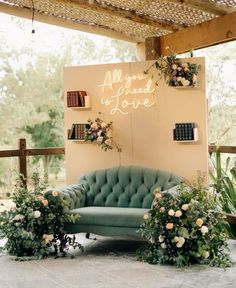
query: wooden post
[
  {"left": 18, "top": 138, "right": 27, "bottom": 187},
  {"left": 145, "top": 37, "right": 161, "bottom": 60}
]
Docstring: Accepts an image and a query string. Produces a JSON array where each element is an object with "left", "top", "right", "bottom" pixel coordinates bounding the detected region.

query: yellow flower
[
  {"left": 166, "top": 223, "right": 174, "bottom": 230},
  {"left": 196, "top": 218, "right": 204, "bottom": 227},
  {"left": 52, "top": 191, "right": 59, "bottom": 197},
  {"left": 143, "top": 214, "right": 149, "bottom": 220}
]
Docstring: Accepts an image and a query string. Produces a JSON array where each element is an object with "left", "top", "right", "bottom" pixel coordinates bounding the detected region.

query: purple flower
[{"left": 173, "top": 76, "right": 177, "bottom": 81}]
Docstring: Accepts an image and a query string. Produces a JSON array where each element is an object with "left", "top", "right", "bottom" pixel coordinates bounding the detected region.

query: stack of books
[
  {"left": 67, "top": 91, "right": 87, "bottom": 107},
  {"left": 68, "top": 123, "right": 88, "bottom": 140},
  {"left": 173, "top": 123, "right": 196, "bottom": 141}
]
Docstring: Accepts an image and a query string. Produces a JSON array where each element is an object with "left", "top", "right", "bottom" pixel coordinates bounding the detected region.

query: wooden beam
[
  {"left": 26, "top": 147, "right": 65, "bottom": 156},
  {"left": 165, "top": 0, "right": 236, "bottom": 15},
  {"left": 209, "top": 145, "right": 236, "bottom": 154},
  {"left": 0, "top": 2, "right": 138, "bottom": 42},
  {"left": 159, "top": 11, "right": 236, "bottom": 55},
  {"left": 18, "top": 138, "right": 27, "bottom": 186},
  {"left": 71, "top": 0, "right": 180, "bottom": 31},
  {"left": 145, "top": 37, "right": 161, "bottom": 60}
]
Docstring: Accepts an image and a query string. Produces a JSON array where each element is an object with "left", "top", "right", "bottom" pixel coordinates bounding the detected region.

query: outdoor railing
[
  {"left": 0, "top": 139, "right": 65, "bottom": 186},
  {"left": 0, "top": 139, "right": 235, "bottom": 186}
]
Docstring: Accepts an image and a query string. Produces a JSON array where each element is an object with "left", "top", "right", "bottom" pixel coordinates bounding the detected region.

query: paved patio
[{"left": 0, "top": 235, "right": 236, "bottom": 288}]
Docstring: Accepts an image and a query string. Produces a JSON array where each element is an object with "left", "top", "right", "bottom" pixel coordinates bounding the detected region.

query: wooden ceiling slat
[
  {"left": 159, "top": 11, "right": 236, "bottom": 55},
  {"left": 0, "top": 2, "right": 139, "bottom": 42},
  {"left": 71, "top": 0, "right": 181, "bottom": 31},
  {"left": 165, "top": 0, "right": 236, "bottom": 15}
]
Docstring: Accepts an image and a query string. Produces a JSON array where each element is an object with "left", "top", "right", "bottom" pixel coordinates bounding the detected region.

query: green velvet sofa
[{"left": 51, "top": 166, "right": 181, "bottom": 238}]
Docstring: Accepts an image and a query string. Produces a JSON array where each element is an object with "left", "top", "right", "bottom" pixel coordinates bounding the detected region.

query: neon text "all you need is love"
[{"left": 98, "top": 69, "right": 156, "bottom": 115}]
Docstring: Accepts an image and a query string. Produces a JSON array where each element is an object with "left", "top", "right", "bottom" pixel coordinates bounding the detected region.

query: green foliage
[
  {"left": 0, "top": 173, "right": 82, "bottom": 259},
  {"left": 138, "top": 179, "right": 232, "bottom": 268},
  {"left": 209, "top": 149, "right": 236, "bottom": 238}
]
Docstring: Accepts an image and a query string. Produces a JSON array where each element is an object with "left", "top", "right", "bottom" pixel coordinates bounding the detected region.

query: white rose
[
  {"left": 174, "top": 236, "right": 179, "bottom": 242},
  {"left": 202, "top": 251, "right": 210, "bottom": 259},
  {"left": 155, "top": 192, "right": 162, "bottom": 200},
  {"left": 14, "top": 214, "right": 24, "bottom": 221},
  {"left": 178, "top": 237, "right": 185, "bottom": 245},
  {"left": 172, "top": 64, "right": 177, "bottom": 70},
  {"left": 177, "top": 67, "right": 182, "bottom": 71},
  {"left": 200, "top": 225, "right": 208, "bottom": 235},
  {"left": 43, "top": 234, "right": 54, "bottom": 244},
  {"left": 166, "top": 223, "right": 174, "bottom": 230},
  {"left": 97, "top": 130, "right": 102, "bottom": 137},
  {"left": 184, "top": 67, "right": 189, "bottom": 72},
  {"left": 182, "top": 79, "right": 190, "bottom": 86},
  {"left": 105, "top": 139, "right": 112, "bottom": 146},
  {"left": 97, "top": 136, "right": 103, "bottom": 142},
  {"left": 101, "top": 122, "right": 107, "bottom": 128},
  {"left": 175, "top": 210, "right": 182, "bottom": 217},
  {"left": 161, "top": 242, "right": 166, "bottom": 249},
  {"left": 177, "top": 77, "right": 182, "bottom": 82},
  {"left": 143, "top": 214, "right": 149, "bottom": 220},
  {"left": 34, "top": 210, "right": 41, "bottom": 218},
  {"left": 181, "top": 62, "right": 188, "bottom": 68},
  {"left": 168, "top": 209, "right": 175, "bottom": 216},
  {"left": 52, "top": 191, "right": 59, "bottom": 197},
  {"left": 158, "top": 235, "right": 164, "bottom": 243},
  {"left": 91, "top": 122, "right": 98, "bottom": 129},
  {"left": 176, "top": 242, "right": 183, "bottom": 248},
  {"left": 181, "top": 204, "right": 189, "bottom": 211},
  {"left": 159, "top": 207, "right": 165, "bottom": 213}
]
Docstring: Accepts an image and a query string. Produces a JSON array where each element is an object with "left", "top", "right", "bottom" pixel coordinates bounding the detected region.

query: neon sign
[{"left": 98, "top": 69, "right": 157, "bottom": 115}]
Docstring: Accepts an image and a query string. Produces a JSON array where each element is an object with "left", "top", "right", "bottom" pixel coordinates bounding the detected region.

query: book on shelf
[
  {"left": 67, "top": 91, "right": 87, "bottom": 107},
  {"left": 68, "top": 123, "right": 87, "bottom": 140},
  {"left": 174, "top": 122, "right": 196, "bottom": 141}
]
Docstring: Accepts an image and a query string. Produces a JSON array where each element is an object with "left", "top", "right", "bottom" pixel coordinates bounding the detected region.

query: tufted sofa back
[{"left": 79, "top": 166, "right": 181, "bottom": 209}]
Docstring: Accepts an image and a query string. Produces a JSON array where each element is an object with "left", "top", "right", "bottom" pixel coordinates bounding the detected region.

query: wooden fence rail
[
  {"left": 0, "top": 139, "right": 235, "bottom": 185},
  {"left": 0, "top": 139, "right": 65, "bottom": 186}
]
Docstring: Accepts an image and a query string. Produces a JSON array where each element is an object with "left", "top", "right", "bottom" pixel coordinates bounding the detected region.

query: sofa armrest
[{"left": 46, "top": 183, "right": 86, "bottom": 210}]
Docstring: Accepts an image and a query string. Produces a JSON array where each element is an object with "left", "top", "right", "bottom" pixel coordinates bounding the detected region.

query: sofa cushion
[
  {"left": 69, "top": 206, "right": 149, "bottom": 228},
  {"left": 79, "top": 166, "right": 181, "bottom": 209}
]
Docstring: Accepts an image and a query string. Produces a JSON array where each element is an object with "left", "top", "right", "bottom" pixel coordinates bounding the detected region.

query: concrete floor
[{"left": 0, "top": 234, "right": 236, "bottom": 288}]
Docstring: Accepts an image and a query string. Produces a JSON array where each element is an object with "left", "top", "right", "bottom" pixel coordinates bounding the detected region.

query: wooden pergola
[{"left": 0, "top": 0, "right": 236, "bottom": 59}]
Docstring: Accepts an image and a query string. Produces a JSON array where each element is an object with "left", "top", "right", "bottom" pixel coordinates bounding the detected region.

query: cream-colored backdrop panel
[{"left": 64, "top": 58, "right": 207, "bottom": 184}]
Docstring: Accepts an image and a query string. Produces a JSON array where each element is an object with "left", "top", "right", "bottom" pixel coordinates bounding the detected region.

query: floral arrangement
[
  {"left": 84, "top": 114, "right": 121, "bottom": 152},
  {"left": 138, "top": 176, "right": 232, "bottom": 268},
  {"left": 0, "top": 173, "right": 82, "bottom": 259},
  {"left": 145, "top": 53, "right": 200, "bottom": 87}
]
